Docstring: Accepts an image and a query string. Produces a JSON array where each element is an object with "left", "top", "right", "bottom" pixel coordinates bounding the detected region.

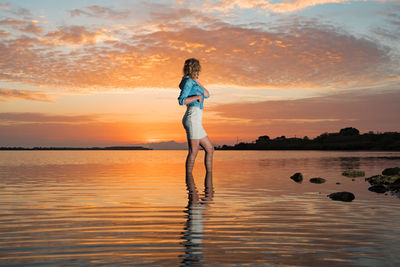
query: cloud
[
  {"left": 0, "top": 112, "right": 100, "bottom": 124},
  {"left": 202, "top": 0, "right": 351, "bottom": 13},
  {"left": 44, "top": 25, "right": 116, "bottom": 45},
  {"left": 0, "top": 3, "right": 33, "bottom": 18},
  {"left": 0, "top": 88, "right": 51, "bottom": 102},
  {"left": 210, "top": 88, "right": 400, "bottom": 120},
  {"left": 0, "top": 18, "right": 23, "bottom": 26},
  {"left": 372, "top": 6, "right": 400, "bottom": 41},
  {"left": 10, "top": 7, "right": 32, "bottom": 18},
  {"left": 1, "top": 86, "right": 399, "bottom": 146},
  {"left": 0, "top": 3, "right": 397, "bottom": 91},
  {"left": 0, "top": 18, "right": 396, "bottom": 90},
  {"left": 145, "top": 3, "right": 226, "bottom": 30},
  {"left": 69, "top": 5, "right": 131, "bottom": 20},
  {"left": 67, "top": 3, "right": 223, "bottom": 29},
  {"left": 206, "top": 88, "right": 400, "bottom": 139},
  {"left": 262, "top": 0, "right": 349, "bottom": 14},
  {"left": 0, "top": 18, "right": 43, "bottom": 34}
]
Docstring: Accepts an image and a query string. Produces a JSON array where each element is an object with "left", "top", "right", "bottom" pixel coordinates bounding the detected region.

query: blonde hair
[{"left": 183, "top": 58, "right": 201, "bottom": 79}]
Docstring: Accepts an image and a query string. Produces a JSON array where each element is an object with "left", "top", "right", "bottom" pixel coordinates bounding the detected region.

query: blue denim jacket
[{"left": 178, "top": 76, "right": 209, "bottom": 109}]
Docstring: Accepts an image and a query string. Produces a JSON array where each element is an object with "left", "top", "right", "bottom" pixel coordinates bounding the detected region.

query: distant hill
[
  {"left": 133, "top": 141, "right": 187, "bottom": 150},
  {"left": 216, "top": 127, "right": 400, "bottom": 151}
]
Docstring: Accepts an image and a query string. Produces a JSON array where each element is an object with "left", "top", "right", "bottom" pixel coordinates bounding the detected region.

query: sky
[{"left": 0, "top": 0, "right": 399, "bottom": 147}]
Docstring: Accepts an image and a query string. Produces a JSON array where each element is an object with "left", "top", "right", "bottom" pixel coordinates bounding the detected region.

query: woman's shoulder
[
  {"left": 179, "top": 76, "right": 194, "bottom": 89},
  {"left": 182, "top": 76, "right": 195, "bottom": 82}
]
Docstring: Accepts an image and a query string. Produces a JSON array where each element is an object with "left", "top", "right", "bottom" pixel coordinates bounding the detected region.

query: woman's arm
[
  {"left": 178, "top": 79, "right": 194, "bottom": 105},
  {"left": 203, "top": 87, "right": 210, "bottom": 98},
  {"left": 184, "top": 95, "right": 203, "bottom": 105},
  {"left": 196, "top": 80, "right": 210, "bottom": 98},
  {"left": 178, "top": 79, "right": 203, "bottom": 105}
]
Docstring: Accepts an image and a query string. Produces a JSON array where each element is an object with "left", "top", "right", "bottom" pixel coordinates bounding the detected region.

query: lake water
[{"left": 1, "top": 150, "right": 400, "bottom": 266}]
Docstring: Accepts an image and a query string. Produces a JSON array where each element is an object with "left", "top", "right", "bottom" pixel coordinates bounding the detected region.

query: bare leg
[
  {"left": 186, "top": 139, "right": 200, "bottom": 174},
  {"left": 186, "top": 172, "right": 199, "bottom": 205},
  {"left": 199, "top": 136, "right": 214, "bottom": 173},
  {"left": 204, "top": 171, "right": 214, "bottom": 201}
]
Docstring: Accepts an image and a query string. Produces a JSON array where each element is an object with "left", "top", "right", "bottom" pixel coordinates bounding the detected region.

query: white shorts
[{"left": 182, "top": 106, "right": 207, "bottom": 140}]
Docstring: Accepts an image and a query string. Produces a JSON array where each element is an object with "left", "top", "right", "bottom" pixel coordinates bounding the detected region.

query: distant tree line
[{"left": 216, "top": 127, "right": 400, "bottom": 151}]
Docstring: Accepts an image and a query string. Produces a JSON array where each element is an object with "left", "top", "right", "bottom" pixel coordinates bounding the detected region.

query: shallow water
[{"left": 1, "top": 150, "right": 400, "bottom": 266}]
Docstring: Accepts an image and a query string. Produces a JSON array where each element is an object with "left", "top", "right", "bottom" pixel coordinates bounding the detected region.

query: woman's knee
[
  {"left": 188, "top": 148, "right": 199, "bottom": 157},
  {"left": 205, "top": 145, "right": 214, "bottom": 154}
]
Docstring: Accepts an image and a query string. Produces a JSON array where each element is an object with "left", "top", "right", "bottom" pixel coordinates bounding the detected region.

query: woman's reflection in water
[{"left": 180, "top": 172, "right": 214, "bottom": 266}]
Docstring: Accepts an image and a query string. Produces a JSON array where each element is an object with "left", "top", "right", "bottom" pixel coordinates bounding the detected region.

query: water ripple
[{"left": 1, "top": 151, "right": 400, "bottom": 266}]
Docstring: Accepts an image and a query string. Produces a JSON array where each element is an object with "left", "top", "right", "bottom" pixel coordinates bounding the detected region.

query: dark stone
[
  {"left": 393, "top": 178, "right": 400, "bottom": 185},
  {"left": 365, "top": 175, "right": 400, "bottom": 185},
  {"left": 342, "top": 169, "right": 365, "bottom": 177},
  {"left": 389, "top": 178, "right": 400, "bottom": 191},
  {"left": 382, "top": 167, "right": 400, "bottom": 176},
  {"left": 336, "top": 182, "right": 341, "bottom": 185},
  {"left": 310, "top": 177, "right": 326, "bottom": 184},
  {"left": 290, "top": 172, "right": 303, "bottom": 183},
  {"left": 368, "top": 185, "right": 387, "bottom": 194},
  {"left": 352, "top": 179, "right": 355, "bottom": 181},
  {"left": 328, "top": 192, "right": 355, "bottom": 202}
]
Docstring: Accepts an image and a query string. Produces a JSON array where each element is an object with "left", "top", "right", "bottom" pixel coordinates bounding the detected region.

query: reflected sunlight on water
[{"left": 1, "top": 151, "right": 400, "bottom": 266}]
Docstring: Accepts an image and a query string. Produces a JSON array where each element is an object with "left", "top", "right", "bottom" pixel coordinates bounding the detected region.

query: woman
[{"left": 178, "top": 58, "right": 214, "bottom": 174}]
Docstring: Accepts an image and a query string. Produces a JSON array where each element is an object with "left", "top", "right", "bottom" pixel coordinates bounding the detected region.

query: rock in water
[
  {"left": 328, "top": 192, "right": 355, "bottom": 202},
  {"left": 368, "top": 185, "right": 387, "bottom": 194},
  {"left": 393, "top": 178, "right": 400, "bottom": 186},
  {"left": 389, "top": 178, "right": 400, "bottom": 191},
  {"left": 290, "top": 173, "right": 303, "bottom": 183},
  {"left": 382, "top": 167, "right": 400, "bottom": 176},
  {"left": 310, "top": 177, "right": 326, "bottom": 184},
  {"left": 365, "top": 173, "right": 400, "bottom": 198},
  {"left": 342, "top": 169, "right": 365, "bottom": 177},
  {"left": 365, "top": 175, "right": 400, "bottom": 185}
]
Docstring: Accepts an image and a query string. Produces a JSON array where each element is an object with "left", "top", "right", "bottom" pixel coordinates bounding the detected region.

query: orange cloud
[
  {"left": 0, "top": 19, "right": 395, "bottom": 90},
  {"left": 203, "top": 0, "right": 350, "bottom": 13},
  {"left": 0, "top": 88, "right": 51, "bottom": 102},
  {"left": 266, "top": 0, "right": 348, "bottom": 13},
  {"left": 0, "top": 18, "right": 23, "bottom": 26},
  {"left": 0, "top": 18, "right": 43, "bottom": 34},
  {"left": 44, "top": 26, "right": 116, "bottom": 45}
]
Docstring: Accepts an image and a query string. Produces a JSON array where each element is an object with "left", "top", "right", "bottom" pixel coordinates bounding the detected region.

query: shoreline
[
  {"left": 0, "top": 146, "right": 152, "bottom": 151},
  {"left": 1, "top": 148, "right": 400, "bottom": 152}
]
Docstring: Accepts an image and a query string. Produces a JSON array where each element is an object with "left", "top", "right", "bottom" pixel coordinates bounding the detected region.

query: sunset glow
[{"left": 1, "top": 0, "right": 399, "bottom": 146}]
